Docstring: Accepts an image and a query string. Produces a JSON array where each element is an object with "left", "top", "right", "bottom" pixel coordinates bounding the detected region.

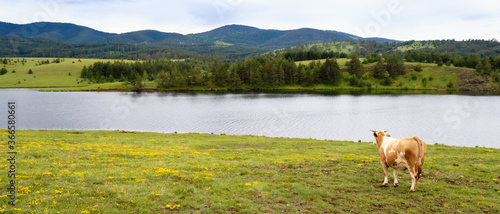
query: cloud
[{"left": 0, "top": 0, "right": 499, "bottom": 40}]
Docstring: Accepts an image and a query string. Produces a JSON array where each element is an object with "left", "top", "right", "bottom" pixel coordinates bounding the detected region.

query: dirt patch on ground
[
  {"left": 68, "top": 131, "right": 84, "bottom": 134},
  {"left": 458, "top": 69, "right": 498, "bottom": 91}
]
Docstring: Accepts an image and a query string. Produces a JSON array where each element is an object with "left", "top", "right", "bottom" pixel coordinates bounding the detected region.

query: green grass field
[
  {"left": 0, "top": 130, "right": 498, "bottom": 213},
  {"left": 0, "top": 58, "right": 133, "bottom": 89}
]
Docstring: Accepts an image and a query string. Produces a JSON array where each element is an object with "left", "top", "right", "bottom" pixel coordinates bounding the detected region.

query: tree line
[
  {"left": 81, "top": 51, "right": 420, "bottom": 90},
  {"left": 281, "top": 50, "right": 349, "bottom": 61},
  {"left": 402, "top": 50, "right": 500, "bottom": 75}
]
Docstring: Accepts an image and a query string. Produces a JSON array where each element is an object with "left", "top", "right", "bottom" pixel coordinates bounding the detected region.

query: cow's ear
[{"left": 385, "top": 134, "right": 391, "bottom": 137}]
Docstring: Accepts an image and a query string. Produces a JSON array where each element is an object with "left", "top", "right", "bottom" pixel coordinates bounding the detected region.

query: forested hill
[
  {"left": 187, "top": 25, "right": 399, "bottom": 50},
  {"left": 0, "top": 21, "right": 114, "bottom": 44},
  {"left": 0, "top": 21, "right": 397, "bottom": 49},
  {"left": 1, "top": 21, "right": 499, "bottom": 61},
  {"left": 96, "top": 30, "right": 195, "bottom": 44}
]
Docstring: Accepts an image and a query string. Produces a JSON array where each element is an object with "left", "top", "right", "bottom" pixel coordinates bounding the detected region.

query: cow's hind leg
[
  {"left": 408, "top": 166, "right": 417, "bottom": 192},
  {"left": 393, "top": 169, "right": 399, "bottom": 187}
]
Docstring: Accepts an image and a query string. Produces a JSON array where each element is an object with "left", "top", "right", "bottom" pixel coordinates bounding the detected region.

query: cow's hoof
[
  {"left": 408, "top": 189, "right": 415, "bottom": 192},
  {"left": 394, "top": 183, "right": 399, "bottom": 187},
  {"left": 380, "top": 183, "right": 389, "bottom": 187}
]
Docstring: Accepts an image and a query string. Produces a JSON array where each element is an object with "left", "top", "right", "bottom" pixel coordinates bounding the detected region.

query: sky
[{"left": 1, "top": 0, "right": 499, "bottom": 41}]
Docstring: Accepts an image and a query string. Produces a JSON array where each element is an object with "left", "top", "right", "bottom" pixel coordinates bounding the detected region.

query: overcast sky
[{"left": 1, "top": 0, "right": 499, "bottom": 41}]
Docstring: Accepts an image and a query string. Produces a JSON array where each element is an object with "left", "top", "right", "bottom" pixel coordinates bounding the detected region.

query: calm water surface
[{"left": 1, "top": 89, "right": 499, "bottom": 148}]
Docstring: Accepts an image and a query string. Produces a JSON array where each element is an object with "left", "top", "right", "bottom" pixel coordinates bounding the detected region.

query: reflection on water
[{"left": 1, "top": 89, "right": 499, "bottom": 148}]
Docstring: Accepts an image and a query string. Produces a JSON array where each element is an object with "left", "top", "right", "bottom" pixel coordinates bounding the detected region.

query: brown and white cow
[{"left": 371, "top": 129, "right": 427, "bottom": 192}]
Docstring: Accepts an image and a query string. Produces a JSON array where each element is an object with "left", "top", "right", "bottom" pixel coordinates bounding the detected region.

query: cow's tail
[{"left": 413, "top": 136, "right": 423, "bottom": 176}]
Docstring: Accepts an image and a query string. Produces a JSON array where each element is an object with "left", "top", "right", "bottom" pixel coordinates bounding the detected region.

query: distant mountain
[
  {"left": 187, "top": 25, "right": 262, "bottom": 43},
  {"left": 260, "top": 28, "right": 353, "bottom": 50},
  {"left": 364, "top": 37, "right": 400, "bottom": 43},
  {"left": 96, "top": 30, "right": 195, "bottom": 44},
  {"left": 0, "top": 21, "right": 114, "bottom": 43},
  {"left": 0, "top": 21, "right": 398, "bottom": 50},
  {"left": 188, "top": 25, "right": 398, "bottom": 50}
]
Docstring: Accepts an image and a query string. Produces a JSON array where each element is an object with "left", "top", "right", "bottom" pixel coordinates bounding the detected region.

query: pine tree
[
  {"left": 302, "top": 66, "right": 314, "bottom": 86},
  {"left": 372, "top": 58, "right": 386, "bottom": 79},
  {"left": 475, "top": 61, "right": 483, "bottom": 73},
  {"left": 386, "top": 54, "right": 405, "bottom": 78},
  {"left": 435, "top": 53, "right": 443, "bottom": 66},
  {"left": 126, "top": 70, "right": 144, "bottom": 91},
  {"left": 404, "top": 51, "right": 414, "bottom": 62},
  {"left": 156, "top": 71, "right": 170, "bottom": 89},
  {"left": 348, "top": 52, "right": 364, "bottom": 78},
  {"left": 482, "top": 56, "right": 493, "bottom": 75},
  {"left": 230, "top": 69, "right": 241, "bottom": 88},
  {"left": 450, "top": 53, "right": 461, "bottom": 66},
  {"left": 211, "top": 61, "right": 229, "bottom": 87},
  {"left": 172, "top": 69, "right": 187, "bottom": 89},
  {"left": 319, "top": 58, "right": 341, "bottom": 85}
]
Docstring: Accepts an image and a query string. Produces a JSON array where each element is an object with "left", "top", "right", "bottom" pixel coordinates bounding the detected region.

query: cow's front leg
[
  {"left": 380, "top": 160, "right": 389, "bottom": 187},
  {"left": 393, "top": 169, "right": 399, "bottom": 187}
]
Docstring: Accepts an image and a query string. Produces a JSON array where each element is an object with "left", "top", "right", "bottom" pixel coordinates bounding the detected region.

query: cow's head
[{"left": 370, "top": 129, "right": 389, "bottom": 146}]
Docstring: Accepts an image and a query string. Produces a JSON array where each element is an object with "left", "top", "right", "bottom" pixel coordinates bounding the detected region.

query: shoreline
[
  {"left": 1, "top": 85, "right": 495, "bottom": 92},
  {"left": 7, "top": 129, "right": 500, "bottom": 149},
  {"left": 3, "top": 86, "right": 500, "bottom": 96},
  {"left": 35, "top": 87, "right": 500, "bottom": 96}
]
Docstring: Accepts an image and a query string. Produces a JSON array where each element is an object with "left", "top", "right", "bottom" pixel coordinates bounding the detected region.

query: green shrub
[
  {"left": 447, "top": 80, "right": 454, "bottom": 89},
  {"left": 0, "top": 67, "right": 7, "bottom": 75},
  {"left": 382, "top": 77, "right": 393, "bottom": 86},
  {"left": 414, "top": 64, "right": 423, "bottom": 72},
  {"left": 349, "top": 75, "right": 360, "bottom": 87}
]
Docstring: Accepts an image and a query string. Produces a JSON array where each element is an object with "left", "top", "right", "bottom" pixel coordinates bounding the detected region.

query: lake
[{"left": 1, "top": 89, "right": 499, "bottom": 148}]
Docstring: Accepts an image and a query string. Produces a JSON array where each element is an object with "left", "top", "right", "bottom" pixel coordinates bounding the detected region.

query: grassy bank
[
  {"left": 1, "top": 130, "right": 498, "bottom": 213},
  {"left": 1, "top": 57, "right": 498, "bottom": 92}
]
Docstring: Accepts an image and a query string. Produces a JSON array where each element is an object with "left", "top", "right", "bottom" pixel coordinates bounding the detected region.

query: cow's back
[{"left": 383, "top": 137, "right": 420, "bottom": 169}]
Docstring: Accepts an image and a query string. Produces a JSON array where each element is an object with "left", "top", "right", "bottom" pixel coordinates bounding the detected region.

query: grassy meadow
[
  {"left": 0, "top": 58, "right": 133, "bottom": 89},
  {"left": 0, "top": 130, "right": 498, "bottom": 213}
]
